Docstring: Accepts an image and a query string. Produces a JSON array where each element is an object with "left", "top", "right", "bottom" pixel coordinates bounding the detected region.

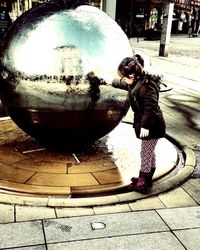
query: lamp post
[
  {"left": 159, "top": 0, "right": 174, "bottom": 57},
  {"left": 29, "top": 0, "right": 32, "bottom": 9},
  {"left": 102, "top": 0, "right": 117, "bottom": 20},
  {"left": 17, "top": 0, "right": 21, "bottom": 17}
]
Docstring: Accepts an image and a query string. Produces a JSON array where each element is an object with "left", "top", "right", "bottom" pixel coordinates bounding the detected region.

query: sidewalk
[
  {"left": 0, "top": 35, "right": 200, "bottom": 249},
  {"left": 0, "top": 206, "right": 200, "bottom": 249}
]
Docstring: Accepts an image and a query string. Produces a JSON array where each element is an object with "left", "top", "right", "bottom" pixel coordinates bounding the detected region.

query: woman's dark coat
[{"left": 112, "top": 74, "right": 166, "bottom": 139}]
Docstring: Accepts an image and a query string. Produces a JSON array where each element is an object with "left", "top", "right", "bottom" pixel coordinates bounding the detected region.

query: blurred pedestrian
[
  {"left": 111, "top": 55, "right": 166, "bottom": 194},
  {"left": 188, "top": 25, "right": 192, "bottom": 38}
]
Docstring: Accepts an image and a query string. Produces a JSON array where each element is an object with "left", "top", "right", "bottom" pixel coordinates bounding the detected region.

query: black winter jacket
[{"left": 112, "top": 74, "right": 166, "bottom": 139}]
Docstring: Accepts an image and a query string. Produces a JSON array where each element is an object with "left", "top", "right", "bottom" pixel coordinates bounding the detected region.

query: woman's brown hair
[{"left": 118, "top": 56, "right": 144, "bottom": 78}]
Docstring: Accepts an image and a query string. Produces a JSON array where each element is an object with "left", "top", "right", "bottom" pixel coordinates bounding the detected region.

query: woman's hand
[
  {"left": 106, "top": 83, "right": 113, "bottom": 86},
  {"left": 140, "top": 128, "right": 149, "bottom": 138}
]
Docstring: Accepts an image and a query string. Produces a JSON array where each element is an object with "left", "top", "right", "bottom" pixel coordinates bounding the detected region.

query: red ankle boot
[
  {"left": 128, "top": 171, "right": 152, "bottom": 194},
  {"left": 147, "top": 168, "right": 156, "bottom": 187},
  {"left": 130, "top": 176, "right": 138, "bottom": 184},
  {"left": 131, "top": 168, "right": 156, "bottom": 187}
]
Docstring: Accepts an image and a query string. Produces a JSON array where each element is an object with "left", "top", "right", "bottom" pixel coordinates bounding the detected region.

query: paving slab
[
  {"left": 182, "top": 178, "right": 200, "bottom": 204},
  {"left": 0, "top": 221, "right": 44, "bottom": 249},
  {"left": 48, "top": 194, "right": 120, "bottom": 207},
  {"left": 7, "top": 245, "right": 46, "bottom": 250},
  {"left": 174, "top": 228, "right": 200, "bottom": 250},
  {"left": 55, "top": 207, "right": 94, "bottom": 218},
  {"left": 93, "top": 203, "right": 131, "bottom": 214},
  {"left": 0, "top": 204, "right": 14, "bottom": 223},
  {"left": 47, "top": 231, "right": 185, "bottom": 250},
  {"left": 156, "top": 206, "right": 200, "bottom": 230},
  {"left": 0, "top": 193, "right": 49, "bottom": 207},
  {"left": 158, "top": 187, "right": 198, "bottom": 208},
  {"left": 16, "top": 205, "right": 56, "bottom": 222},
  {"left": 129, "top": 196, "right": 166, "bottom": 211},
  {"left": 43, "top": 211, "right": 169, "bottom": 244}
]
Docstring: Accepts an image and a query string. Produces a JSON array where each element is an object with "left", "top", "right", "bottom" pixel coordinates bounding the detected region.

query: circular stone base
[{"left": 0, "top": 119, "right": 180, "bottom": 199}]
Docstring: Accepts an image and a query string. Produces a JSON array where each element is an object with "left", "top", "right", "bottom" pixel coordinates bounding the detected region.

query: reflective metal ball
[{"left": 0, "top": 2, "right": 132, "bottom": 148}]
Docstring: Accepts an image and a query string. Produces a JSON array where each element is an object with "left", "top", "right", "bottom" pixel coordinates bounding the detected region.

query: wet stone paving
[{"left": 0, "top": 118, "right": 178, "bottom": 198}]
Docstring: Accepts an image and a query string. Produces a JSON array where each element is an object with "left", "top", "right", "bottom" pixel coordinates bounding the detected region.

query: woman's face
[{"left": 118, "top": 71, "right": 135, "bottom": 85}]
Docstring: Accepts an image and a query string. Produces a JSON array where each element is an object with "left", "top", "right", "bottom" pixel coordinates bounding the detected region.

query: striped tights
[{"left": 140, "top": 139, "right": 158, "bottom": 173}]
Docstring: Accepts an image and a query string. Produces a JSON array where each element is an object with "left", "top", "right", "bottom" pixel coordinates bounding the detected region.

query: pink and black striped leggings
[{"left": 140, "top": 139, "right": 158, "bottom": 173}]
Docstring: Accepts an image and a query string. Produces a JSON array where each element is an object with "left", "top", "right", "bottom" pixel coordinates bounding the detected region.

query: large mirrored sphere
[{"left": 0, "top": 2, "right": 133, "bottom": 148}]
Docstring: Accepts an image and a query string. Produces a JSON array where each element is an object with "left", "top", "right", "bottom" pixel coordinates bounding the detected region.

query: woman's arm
[
  {"left": 111, "top": 78, "right": 129, "bottom": 90},
  {"left": 140, "top": 83, "right": 159, "bottom": 129}
]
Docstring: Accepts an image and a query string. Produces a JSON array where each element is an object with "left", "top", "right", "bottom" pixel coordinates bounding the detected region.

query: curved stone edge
[{"left": 0, "top": 134, "right": 196, "bottom": 207}]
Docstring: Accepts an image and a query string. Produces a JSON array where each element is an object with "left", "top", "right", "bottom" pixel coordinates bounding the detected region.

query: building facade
[
  {"left": 0, "top": 0, "right": 199, "bottom": 37},
  {"left": 114, "top": 0, "right": 200, "bottom": 36}
]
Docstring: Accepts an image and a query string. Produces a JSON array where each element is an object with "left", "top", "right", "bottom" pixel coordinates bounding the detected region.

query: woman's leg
[
  {"left": 131, "top": 138, "right": 158, "bottom": 184},
  {"left": 129, "top": 139, "right": 158, "bottom": 192},
  {"left": 140, "top": 139, "right": 158, "bottom": 173}
]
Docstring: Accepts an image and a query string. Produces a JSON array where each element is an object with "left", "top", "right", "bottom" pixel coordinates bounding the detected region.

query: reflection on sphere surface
[{"left": 0, "top": 2, "right": 133, "bottom": 148}]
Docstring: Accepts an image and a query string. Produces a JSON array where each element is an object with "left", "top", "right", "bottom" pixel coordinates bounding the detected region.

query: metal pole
[
  {"left": 102, "top": 0, "right": 117, "bottom": 20},
  {"left": 17, "top": 0, "right": 20, "bottom": 17},
  {"left": 159, "top": 2, "right": 174, "bottom": 57},
  {"left": 29, "top": 0, "right": 32, "bottom": 9}
]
